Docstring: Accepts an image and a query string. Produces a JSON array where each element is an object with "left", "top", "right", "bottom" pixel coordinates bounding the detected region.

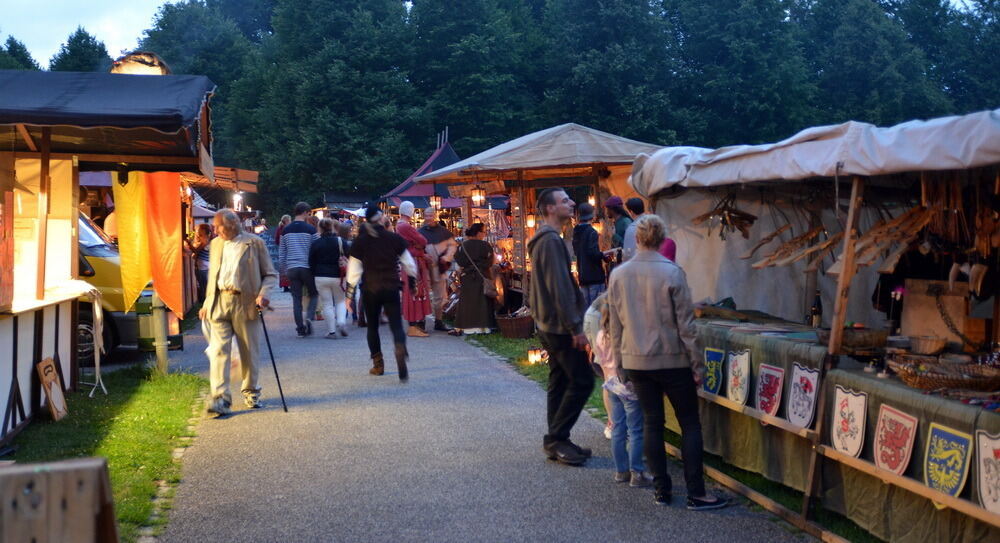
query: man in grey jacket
[
  {"left": 528, "top": 188, "right": 593, "bottom": 466},
  {"left": 608, "top": 214, "right": 727, "bottom": 510}
]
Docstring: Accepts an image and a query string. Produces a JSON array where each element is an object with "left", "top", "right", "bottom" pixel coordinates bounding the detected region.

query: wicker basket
[
  {"left": 910, "top": 336, "right": 947, "bottom": 355},
  {"left": 497, "top": 314, "right": 535, "bottom": 339},
  {"left": 816, "top": 328, "right": 889, "bottom": 351},
  {"left": 887, "top": 360, "right": 1000, "bottom": 391}
]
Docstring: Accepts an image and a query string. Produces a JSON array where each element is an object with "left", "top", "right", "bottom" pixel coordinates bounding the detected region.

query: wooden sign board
[
  {"left": 447, "top": 180, "right": 505, "bottom": 198},
  {"left": 36, "top": 358, "right": 68, "bottom": 421}
]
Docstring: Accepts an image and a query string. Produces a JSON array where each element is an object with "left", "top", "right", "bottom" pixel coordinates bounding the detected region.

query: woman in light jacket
[{"left": 607, "top": 214, "right": 727, "bottom": 511}]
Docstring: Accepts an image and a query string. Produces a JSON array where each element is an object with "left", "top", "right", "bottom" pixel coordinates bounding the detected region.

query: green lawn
[
  {"left": 470, "top": 331, "right": 880, "bottom": 543},
  {"left": 9, "top": 364, "right": 207, "bottom": 542}
]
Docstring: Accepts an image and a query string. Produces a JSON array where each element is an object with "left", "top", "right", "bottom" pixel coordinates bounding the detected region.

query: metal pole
[{"left": 151, "top": 292, "right": 169, "bottom": 374}]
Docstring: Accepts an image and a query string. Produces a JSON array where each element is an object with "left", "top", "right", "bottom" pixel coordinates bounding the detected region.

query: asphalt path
[{"left": 160, "top": 290, "right": 807, "bottom": 542}]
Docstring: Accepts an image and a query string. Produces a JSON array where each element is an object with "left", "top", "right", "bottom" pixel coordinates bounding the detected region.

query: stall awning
[
  {"left": 0, "top": 70, "right": 216, "bottom": 178},
  {"left": 414, "top": 123, "right": 663, "bottom": 183},
  {"left": 631, "top": 108, "right": 1000, "bottom": 197},
  {"left": 180, "top": 167, "right": 258, "bottom": 193}
]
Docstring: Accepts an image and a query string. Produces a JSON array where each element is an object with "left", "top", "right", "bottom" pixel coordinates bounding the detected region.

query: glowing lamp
[
  {"left": 232, "top": 192, "right": 243, "bottom": 211},
  {"left": 525, "top": 213, "right": 536, "bottom": 228},
  {"left": 592, "top": 221, "right": 603, "bottom": 234},
  {"left": 528, "top": 347, "right": 547, "bottom": 365},
  {"left": 471, "top": 187, "right": 486, "bottom": 205},
  {"left": 429, "top": 195, "right": 442, "bottom": 209},
  {"left": 588, "top": 195, "right": 596, "bottom": 206}
]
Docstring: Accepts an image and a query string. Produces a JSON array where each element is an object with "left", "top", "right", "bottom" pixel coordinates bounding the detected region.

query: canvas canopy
[
  {"left": 415, "top": 123, "right": 663, "bottom": 183},
  {"left": 630, "top": 109, "right": 1000, "bottom": 197}
]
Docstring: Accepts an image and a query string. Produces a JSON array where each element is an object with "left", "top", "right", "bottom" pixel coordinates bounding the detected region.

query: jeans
[
  {"left": 537, "top": 330, "right": 595, "bottom": 445},
  {"left": 609, "top": 390, "right": 645, "bottom": 473},
  {"left": 581, "top": 283, "right": 606, "bottom": 309},
  {"left": 314, "top": 276, "right": 347, "bottom": 333},
  {"left": 195, "top": 268, "right": 208, "bottom": 302},
  {"left": 627, "top": 367, "right": 706, "bottom": 496},
  {"left": 363, "top": 288, "right": 406, "bottom": 358},
  {"left": 287, "top": 267, "right": 318, "bottom": 333}
]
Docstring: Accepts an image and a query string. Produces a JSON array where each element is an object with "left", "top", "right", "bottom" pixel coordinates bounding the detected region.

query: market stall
[
  {"left": 0, "top": 69, "right": 215, "bottom": 443},
  {"left": 415, "top": 123, "right": 660, "bottom": 295},
  {"left": 629, "top": 109, "right": 1000, "bottom": 541}
]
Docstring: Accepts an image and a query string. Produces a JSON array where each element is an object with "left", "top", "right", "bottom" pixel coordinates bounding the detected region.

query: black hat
[
  {"left": 577, "top": 202, "right": 595, "bottom": 222},
  {"left": 365, "top": 206, "right": 382, "bottom": 221}
]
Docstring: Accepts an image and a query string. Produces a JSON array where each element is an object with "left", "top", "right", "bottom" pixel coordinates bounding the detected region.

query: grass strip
[
  {"left": 469, "top": 332, "right": 880, "bottom": 542},
  {"left": 9, "top": 364, "right": 207, "bottom": 542}
]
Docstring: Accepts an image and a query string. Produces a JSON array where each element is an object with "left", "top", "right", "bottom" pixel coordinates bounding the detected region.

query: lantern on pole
[
  {"left": 525, "top": 213, "right": 536, "bottom": 228},
  {"left": 471, "top": 186, "right": 486, "bottom": 206}
]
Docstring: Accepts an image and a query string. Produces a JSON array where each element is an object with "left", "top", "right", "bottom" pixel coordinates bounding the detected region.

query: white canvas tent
[{"left": 628, "top": 109, "right": 1000, "bottom": 327}]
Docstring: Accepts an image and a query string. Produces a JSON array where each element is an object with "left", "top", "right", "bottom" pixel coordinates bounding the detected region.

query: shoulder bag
[{"left": 461, "top": 241, "right": 499, "bottom": 299}]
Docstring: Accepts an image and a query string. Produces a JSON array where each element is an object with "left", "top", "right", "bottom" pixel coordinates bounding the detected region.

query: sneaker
[
  {"left": 614, "top": 471, "right": 630, "bottom": 483},
  {"left": 604, "top": 423, "right": 613, "bottom": 440},
  {"left": 297, "top": 327, "right": 307, "bottom": 338},
  {"left": 686, "top": 495, "right": 729, "bottom": 511},
  {"left": 304, "top": 319, "right": 313, "bottom": 336},
  {"left": 206, "top": 397, "right": 231, "bottom": 417},
  {"left": 326, "top": 332, "right": 338, "bottom": 339},
  {"left": 243, "top": 390, "right": 263, "bottom": 409},
  {"left": 433, "top": 320, "right": 453, "bottom": 332},
  {"left": 338, "top": 324, "right": 349, "bottom": 337},
  {"left": 630, "top": 471, "right": 653, "bottom": 488},
  {"left": 654, "top": 491, "right": 672, "bottom": 506}
]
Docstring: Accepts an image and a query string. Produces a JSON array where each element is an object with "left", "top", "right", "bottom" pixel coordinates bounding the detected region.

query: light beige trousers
[{"left": 206, "top": 291, "right": 261, "bottom": 402}]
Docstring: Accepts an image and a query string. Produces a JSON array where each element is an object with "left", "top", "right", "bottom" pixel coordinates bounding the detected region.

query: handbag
[
  {"left": 461, "top": 242, "right": 498, "bottom": 299},
  {"left": 337, "top": 236, "right": 348, "bottom": 290}
]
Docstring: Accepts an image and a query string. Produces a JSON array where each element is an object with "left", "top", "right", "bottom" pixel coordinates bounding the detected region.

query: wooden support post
[
  {"left": 15, "top": 124, "right": 36, "bottom": 152},
  {"left": 827, "top": 176, "right": 865, "bottom": 354},
  {"left": 800, "top": 353, "right": 838, "bottom": 518},
  {"left": 36, "top": 128, "right": 51, "bottom": 301},
  {"left": 71, "top": 156, "right": 80, "bottom": 279}
]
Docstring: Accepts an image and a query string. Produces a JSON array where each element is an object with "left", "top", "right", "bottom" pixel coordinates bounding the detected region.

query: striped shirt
[{"left": 278, "top": 220, "right": 319, "bottom": 272}]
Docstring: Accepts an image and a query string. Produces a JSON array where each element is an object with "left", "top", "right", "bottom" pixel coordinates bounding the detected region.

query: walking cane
[{"left": 258, "top": 307, "right": 288, "bottom": 412}]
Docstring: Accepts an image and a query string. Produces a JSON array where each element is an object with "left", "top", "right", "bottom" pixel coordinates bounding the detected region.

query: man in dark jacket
[
  {"left": 571, "top": 202, "right": 606, "bottom": 308},
  {"left": 528, "top": 187, "right": 593, "bottom": 466}
]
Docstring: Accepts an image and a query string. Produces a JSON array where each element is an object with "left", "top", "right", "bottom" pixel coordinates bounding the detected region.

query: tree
[
  {"left": 3, "top": 36, "right": 40, "bottom": 69},
  {"left": 207, "top": 0, "right": 275, "bottom": 42},
  {"left": 141, "top": 0, "right": 254, "bottom": 165},
  {"left": 50, "top": 27, "right": 111, "bottom": 72}
]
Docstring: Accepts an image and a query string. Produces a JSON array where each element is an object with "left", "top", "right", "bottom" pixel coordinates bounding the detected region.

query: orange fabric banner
[
  {"left": 144, "top": 172, "right": 184, "bottom": 317},
  {"left": 112, "top": 172, "right": 152, "bottom": 313}
]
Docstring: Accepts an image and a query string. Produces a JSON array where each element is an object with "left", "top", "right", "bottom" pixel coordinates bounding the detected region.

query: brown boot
[
  {"left": 394, "top": 344, "right": 409, "bottom": 382},
  {"left": 369, "top": 353, "right": 384, "bottom": 376},
  {"left": 407, "top": 324, "right": 429, "bottom": 337}
]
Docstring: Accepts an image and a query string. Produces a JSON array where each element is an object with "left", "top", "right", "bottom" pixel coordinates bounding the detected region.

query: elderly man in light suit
[{"left": 200, "top": 208, "right": 277, "bottom": 416}]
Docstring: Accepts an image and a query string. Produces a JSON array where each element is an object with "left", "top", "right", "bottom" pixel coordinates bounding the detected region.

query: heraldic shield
[
  {"left": 788, "top": 363, "right": 819, "bottom": 428},
  {"left": 832, "top": 385, "right": 867, "bottom": 458},
  {"left": 976, "top": 430, "right": 1000, "bottom": 514},
  {"left": 924, "top": 423, "right": 972, "bottom": 509},
  {"left": 874, "top": 404, "right": 917, "bottom": 476},
  {"left": 755, "top": 364, "right": 784, "bottom": 417},
  {"left": 726, "top": 349, "right": 751, "bottom": 406},
  {"left": 703, "top": 348, "right": 725, "bottom": 395}
]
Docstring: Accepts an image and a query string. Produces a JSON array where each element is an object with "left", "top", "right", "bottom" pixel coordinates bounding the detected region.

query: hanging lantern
[
  {"left": 429, "top": 195, "right": 442, "bottom": 209},
  {"left": 588, "top": 195, "right": 596, "bottom": 207},
  {"left": 471, "top": 187, "right": 486, "bottom": 205},
  {"left": 528, "top": 347, "right": 547, "bottom": 365},
  {"left": 525, "top": 213, "right": 536, "bottom": 228}
]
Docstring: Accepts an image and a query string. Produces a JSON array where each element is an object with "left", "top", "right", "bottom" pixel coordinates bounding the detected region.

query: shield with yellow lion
[{"left": 923, "top": 423, "right": 972, "bottom": 509}]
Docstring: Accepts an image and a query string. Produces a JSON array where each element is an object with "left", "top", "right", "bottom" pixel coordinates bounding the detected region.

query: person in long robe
[
  {"left": 453, "top": 223, "right": 496, "bottom": 334},
  {"left": 396, "top": 202, "right": 432, "bottom": 337}
]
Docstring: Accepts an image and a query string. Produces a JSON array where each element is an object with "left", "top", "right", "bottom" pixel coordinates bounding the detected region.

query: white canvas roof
[
  {"left": 415, "top": 123, "right": 663, "bottom": 183},
  {"left": 631, "top": 109, "right": 1000, "bottom": 197}
]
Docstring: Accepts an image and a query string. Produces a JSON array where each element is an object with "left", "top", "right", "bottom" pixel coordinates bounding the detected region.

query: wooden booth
[
  {"left": 630, "top": 109, "right": 1000, "bottom": 542},
  {"left": 415, "top": 123, "right": 660, "bottom": 294},
  {"left": 0, "top": 69, "right": 216, "bottom": 444}
]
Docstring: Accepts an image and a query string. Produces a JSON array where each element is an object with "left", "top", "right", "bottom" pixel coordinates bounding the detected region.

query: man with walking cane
[{"left": 201, "top": 208, "right": 278, "bottom": 416}]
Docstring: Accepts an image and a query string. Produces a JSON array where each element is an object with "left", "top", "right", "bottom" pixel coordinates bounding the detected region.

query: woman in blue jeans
[
  {"left": 607, "top": 214, "right": 728, "bottom": 510},
  {"left": 584, "top": 294, "right": 650, "bottom": 487}
]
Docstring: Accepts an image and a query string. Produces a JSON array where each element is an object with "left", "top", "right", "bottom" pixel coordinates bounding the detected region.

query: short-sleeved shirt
[{"left": 349, "top": 224, "right": 408, "bottom": 292}]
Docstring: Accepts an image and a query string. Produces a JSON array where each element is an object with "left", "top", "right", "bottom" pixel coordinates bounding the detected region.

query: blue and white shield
[
  {"left": 703, "top": 348, "right": 725, "bottom": 395},
  {"left": 924, "top": 423, "right": 972, "bottom": 509},
  {"left": 726, "top": 349, "right": 751, "bottom": 406}
]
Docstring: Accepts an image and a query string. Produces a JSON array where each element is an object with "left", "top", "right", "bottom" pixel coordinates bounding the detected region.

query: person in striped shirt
[{"left": 279, "top": 202, "right": 320, "bottom": 337}]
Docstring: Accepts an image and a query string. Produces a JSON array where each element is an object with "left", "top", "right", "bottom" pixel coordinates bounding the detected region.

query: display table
[{"left": 661, "top": 319, "right": 1000, "bottom": 542}]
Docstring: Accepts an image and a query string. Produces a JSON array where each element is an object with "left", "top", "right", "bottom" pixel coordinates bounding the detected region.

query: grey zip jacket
[
  {"left": 608, "top": 249, "right": 703, "bottom": 375},
  {"left": 527, "top": 224, "right": 586, "bottom": 336}
]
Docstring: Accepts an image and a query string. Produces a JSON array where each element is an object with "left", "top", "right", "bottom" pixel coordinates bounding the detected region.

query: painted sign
[
  {"left": 703, "top": 348, "right": 725, "bottom": 395},
  {"left": 36, "top": 358, "right": 68, "bottom": 421},
  {"left": 787, "top": 363, "right": 819, "bottom": 428},
  {"left": 976, "top": 430, "right": 1000, "bottom": 514},
  {"left": 832, "top": 385, "right": 867, "bottom": 458},
  {"left": 726, "top": 349, "right": 751, "bottom": 406},
  {"left": 873, "top": 404, "right": 917, "bottom": 476},
  {"left": 924, "top": 423, "right": 972, "bottom": 509},
  {"left": 755, "top": 364, "right": 785, "bottom": 417}
]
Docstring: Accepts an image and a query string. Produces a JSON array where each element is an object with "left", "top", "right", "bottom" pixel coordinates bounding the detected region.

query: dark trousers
[
  {"left": 195, "top": 269, "right": 208, "bottom": 302},
  {"left": 537, "top": 330, "right": 595, "bottom": 445},
  {"left": 627, "top": 367, "right": 706, "bottom": 496},
  {"left": 287, "top": 267, "right": 318, "bottom": 332},
  {"left": 363, "top": 288, "right": 406, "bottom": 357}
]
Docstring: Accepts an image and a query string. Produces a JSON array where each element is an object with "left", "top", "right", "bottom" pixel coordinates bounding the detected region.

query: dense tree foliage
[
  {"left": 49, "top": 27, "right": 111, "bottom": 72},
  {"left": 3, "top": 1, "right": 998, "bottom": 209},
  {"left": 1, "top": 36, "right": 40, "bottom": 70}
]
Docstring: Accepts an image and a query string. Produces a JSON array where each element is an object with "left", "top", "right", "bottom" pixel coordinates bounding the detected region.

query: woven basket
[
  {"left": 887, "top": 360, "right": 1000, "bottom": 391},
  {"left": 910, "top": 336, "right": 947, "bottom": 355},
  {"left": 497, "top": 314, "right": 535, "bottom": 339}
]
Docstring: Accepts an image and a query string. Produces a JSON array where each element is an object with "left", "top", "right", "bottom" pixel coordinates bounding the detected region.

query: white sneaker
[{"left": 604, "top": 423, "right": 613, "bottom": 440}]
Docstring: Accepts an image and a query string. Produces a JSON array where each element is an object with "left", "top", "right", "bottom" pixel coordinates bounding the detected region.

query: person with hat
[
  {"left": 604, "top": 196, "right": 632, "bottom": 249},
  {"left": 396, "top": 201, "right": 433, "bottom": 337},
  {"left": 572, "top": 202, "right": 606, "bottom": 308},
  {"left": 345, "top": 206, "right": 418, "bottom": 381}
]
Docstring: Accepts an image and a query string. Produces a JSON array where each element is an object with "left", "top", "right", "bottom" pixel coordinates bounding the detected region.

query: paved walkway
[{"left": 161, "top": 291, "right": 807, "bottom": 542}]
